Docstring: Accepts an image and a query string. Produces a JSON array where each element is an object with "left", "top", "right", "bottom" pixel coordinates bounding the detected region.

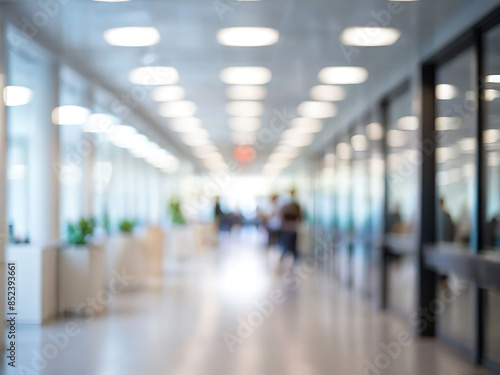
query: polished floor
[{"left": 5, "top": 228, "right": 493, "bottom": 375}]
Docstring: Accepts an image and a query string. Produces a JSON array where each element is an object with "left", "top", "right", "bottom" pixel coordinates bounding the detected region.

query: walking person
[{"left": 280, "top": 189, "right": 302, "bottom": 262}]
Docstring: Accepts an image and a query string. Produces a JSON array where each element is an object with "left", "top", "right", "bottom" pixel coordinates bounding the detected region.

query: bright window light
[
  {"left": 217, "top": 27, "right": 279, "bottom": 47},
  {"left": 296, "top": 101, "right": 337, "bottom": 119},
  {"left": 289, "top": 118, "right": 323, "bottom": 133},
  {"left": 8, "top": 165, "right": 26, "bottom": 180},
  {"left": 435, "top": 84, "right": 458, "bottom": 100},
  {"left": 228, "top": 117, "right": 261, "bottom": 132},
  {"left": 52, "top": 105, "right": 90, "bottom": 125},
  {"left": 486, "top": 75, "right": 500, "bottom": 83},
  {"left": 158, "top": 101, "right": 197, "bottom": 117},
  {"left": 84, "top": 114, "right": 117, "bottom": 133},
  {"left": 226, "top": 101, "right": 264, "bottom": 117},
  {"left": 226, "top": 85, "right": 267, "bottom": 100},
  {"left": 309, "top": 85, "right": 345, "bottom": 101},
  {"left": 318, "top": 66, "right": 368, "bottom": 84},
  {"left": 220, "top": 67, "right": 272, "bottom": 85},
  {"left": 151, "top": 86, "right": 185, "bottom": 102},
  {"left": 3, "top": 86, "right": 33, "bottom": 106},
  {"left": 351, "top": 134, "right": 367, "bottom": 151},
  {"left": 129, "top": 66, "right": 179, "bottom": 85},
  {"left": 397, "top": 116, "right": 419, "bottom": 130},
  {"left": 366, "top": 122, "right": 383, "bottom": 140},
  {"left": 340, "top": 27, "right": 401, "bottom": 46},
  {"left": 169, "top": 117, "right": 202, "bottom": 132},
  {"left": 104, "top": 27, "right": 160, "bottom": 47}
]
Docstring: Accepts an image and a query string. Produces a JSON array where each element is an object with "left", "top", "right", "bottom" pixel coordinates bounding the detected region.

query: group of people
[{"left": 262, "top": 190, "right": 303, "bottom": 261}]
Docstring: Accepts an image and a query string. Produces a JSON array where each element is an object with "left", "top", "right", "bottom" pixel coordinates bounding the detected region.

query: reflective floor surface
[{"left": 4, "top": 228, "right": 493, "bottom": 375}]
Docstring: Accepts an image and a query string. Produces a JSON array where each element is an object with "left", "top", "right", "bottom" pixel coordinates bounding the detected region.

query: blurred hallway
[{"left": 6, "top": 229, "right": 493, "bottom": 375}]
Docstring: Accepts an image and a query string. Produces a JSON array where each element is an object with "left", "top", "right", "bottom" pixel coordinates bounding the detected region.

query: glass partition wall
[
  {"left": 384, "top": 85, "right": 419, "bottom": 317},
  {"left": 434, "top": 46, "right": 478, "bottom": 353},
  {"left": 482, "top": 22, "right": 500, "bottom": 369}
]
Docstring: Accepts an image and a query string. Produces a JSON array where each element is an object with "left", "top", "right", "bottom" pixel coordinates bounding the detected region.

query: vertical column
[
  {"left": 417, "top": 64, "right": 437, "bottom": 337},
  {"left": 29, "top": 61, "right": 60, "bottom": 244},
  {"left": 81, "top": 87, "right": 94, "bottom": 218},
  {"left": 0, "top": 16, "right": 8, "bottom": 350}
]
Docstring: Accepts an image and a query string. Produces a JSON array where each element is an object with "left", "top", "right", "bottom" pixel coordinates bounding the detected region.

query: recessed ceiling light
[
  {"left": 280, "top": 133, "right": 314, "bottom": 147},
  {"left": 485, "top": 89, "right": 500, "bottom": 101},
  {"left": 226, "top": 85, "right": 267, "bottom": 100},
  {"left": 296, "top": 101, "right": 337, "bottom": 119},
  {"left": 351, "top": 134, "right": 367, "bottom": 151},
  {"left": 336, "top": 142, "right": 351, "bottom": 160},
  {"left": 309, "top": 85, "right": 346, "bottom": 101},
  {"left": 158, "top": 101, "right": 197, "bottom": 118},
  {"left": 289, "top": 118, "right": 323, "bottom": 133},
  {"left": 129, "top": 66, "right": 179, "bottom": 85},
  {"left": 318, "top": 67, "right": 368, "bottom": 84},
  {"left": 3, "top": 86, "right": 33, "bottom": 106},
  {"left": 231, "top": 132, "right": 257, "bottom": 145},
  {"left": 484, "top": 129, "right": 500, "bottom": 144},
  {"left": 84, "top": 114, "right": 117, "bottom": 133},
  {"left": 217, "top": 27, "right": 279, "bottom": 47},
  {"left": 52, "top": 105, "right": 90, "bottom": 125},
  {"left": 366, "top": 122, "right": 383, "bottom": 140},
  {"left": 169, "top": 117, "right": 202, "bottom": 132},
  {"left": 435, "top": 84, "right": 457, "bottom": 100},
  {"left": 104, "top": 27, "right": 160, "bottom": 47},
  {"left": 397, "top": 116, "right": 419, "bottom": 130},
  {"left": 386, "top": 129, "right": 408, "bottom": 147},
  {"left": 220, "top": 67, "right": 272, "bottom": 85},
  {"left": 108, "top": 125, "right": 137, "bottom": 148},
  {"left": 151, "top": 86, "right": 185, "bottom": 102},
  {"left": 486, "top": 75, "right": 500, "bottom": 83},
  {"left": 228, "top": 117, "right": 261, "bottom": 132},
  {"left": 226, "top": 101, "right": 264, "bottom": 117},
  {"left": 340, "top": 27, "right": 401, "bottom": 46},
  {"left": 435, "top": 117, "right": 461, "bottom": 131}
]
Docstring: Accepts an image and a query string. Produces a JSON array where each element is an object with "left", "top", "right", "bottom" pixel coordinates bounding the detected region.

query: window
[
  {"left": 58, "top": 66, "right": 90, "bottom": 233},
  {"left": 435, "top": 48, "right": 477, "bottom": 246},
  {"left": 386, "top": 88, "right": 419, "bottom": 238}
]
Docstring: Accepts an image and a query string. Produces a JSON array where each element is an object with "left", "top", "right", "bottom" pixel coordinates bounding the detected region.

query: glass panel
[
  {"left": 59, "top": 66, "right": 89, "bottom": 232},
  {"left": 434, "top": 46, "right": 477, "bottom": 352},
  {"left": 6, "top": 49, "right": 36, "bottom": 243},
  {"left": 435, "top": 47, "right": 477, "bottom": 246},
  {"left": 335, "top": 136, "right": 352, "bottom": 238},
  {"left": 386, "top": 89, "right": 419, "bottom": 237},
  {"left": 483, "top": 24, "right": 500, "bottom": 366}
]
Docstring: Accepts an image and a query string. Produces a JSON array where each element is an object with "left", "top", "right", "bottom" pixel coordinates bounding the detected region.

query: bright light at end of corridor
[
  {"left": 104, "top": 27, "right": 160, "bottom": 47},
  {"left": 340, "top": 27, "right": 401, "bottom": 46},
  {"left": 217, "top": 27, "right": 279, "bottom": 47}
]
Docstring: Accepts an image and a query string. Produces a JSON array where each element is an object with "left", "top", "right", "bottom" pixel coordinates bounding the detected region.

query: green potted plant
[{"left": 58, "top": 218, "right": 105, "bottom": 315}]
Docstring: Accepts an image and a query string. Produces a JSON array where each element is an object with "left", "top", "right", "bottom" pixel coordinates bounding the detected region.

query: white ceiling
[{"left": 5, "top": 0, "right": 500, "bottom": 173}]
